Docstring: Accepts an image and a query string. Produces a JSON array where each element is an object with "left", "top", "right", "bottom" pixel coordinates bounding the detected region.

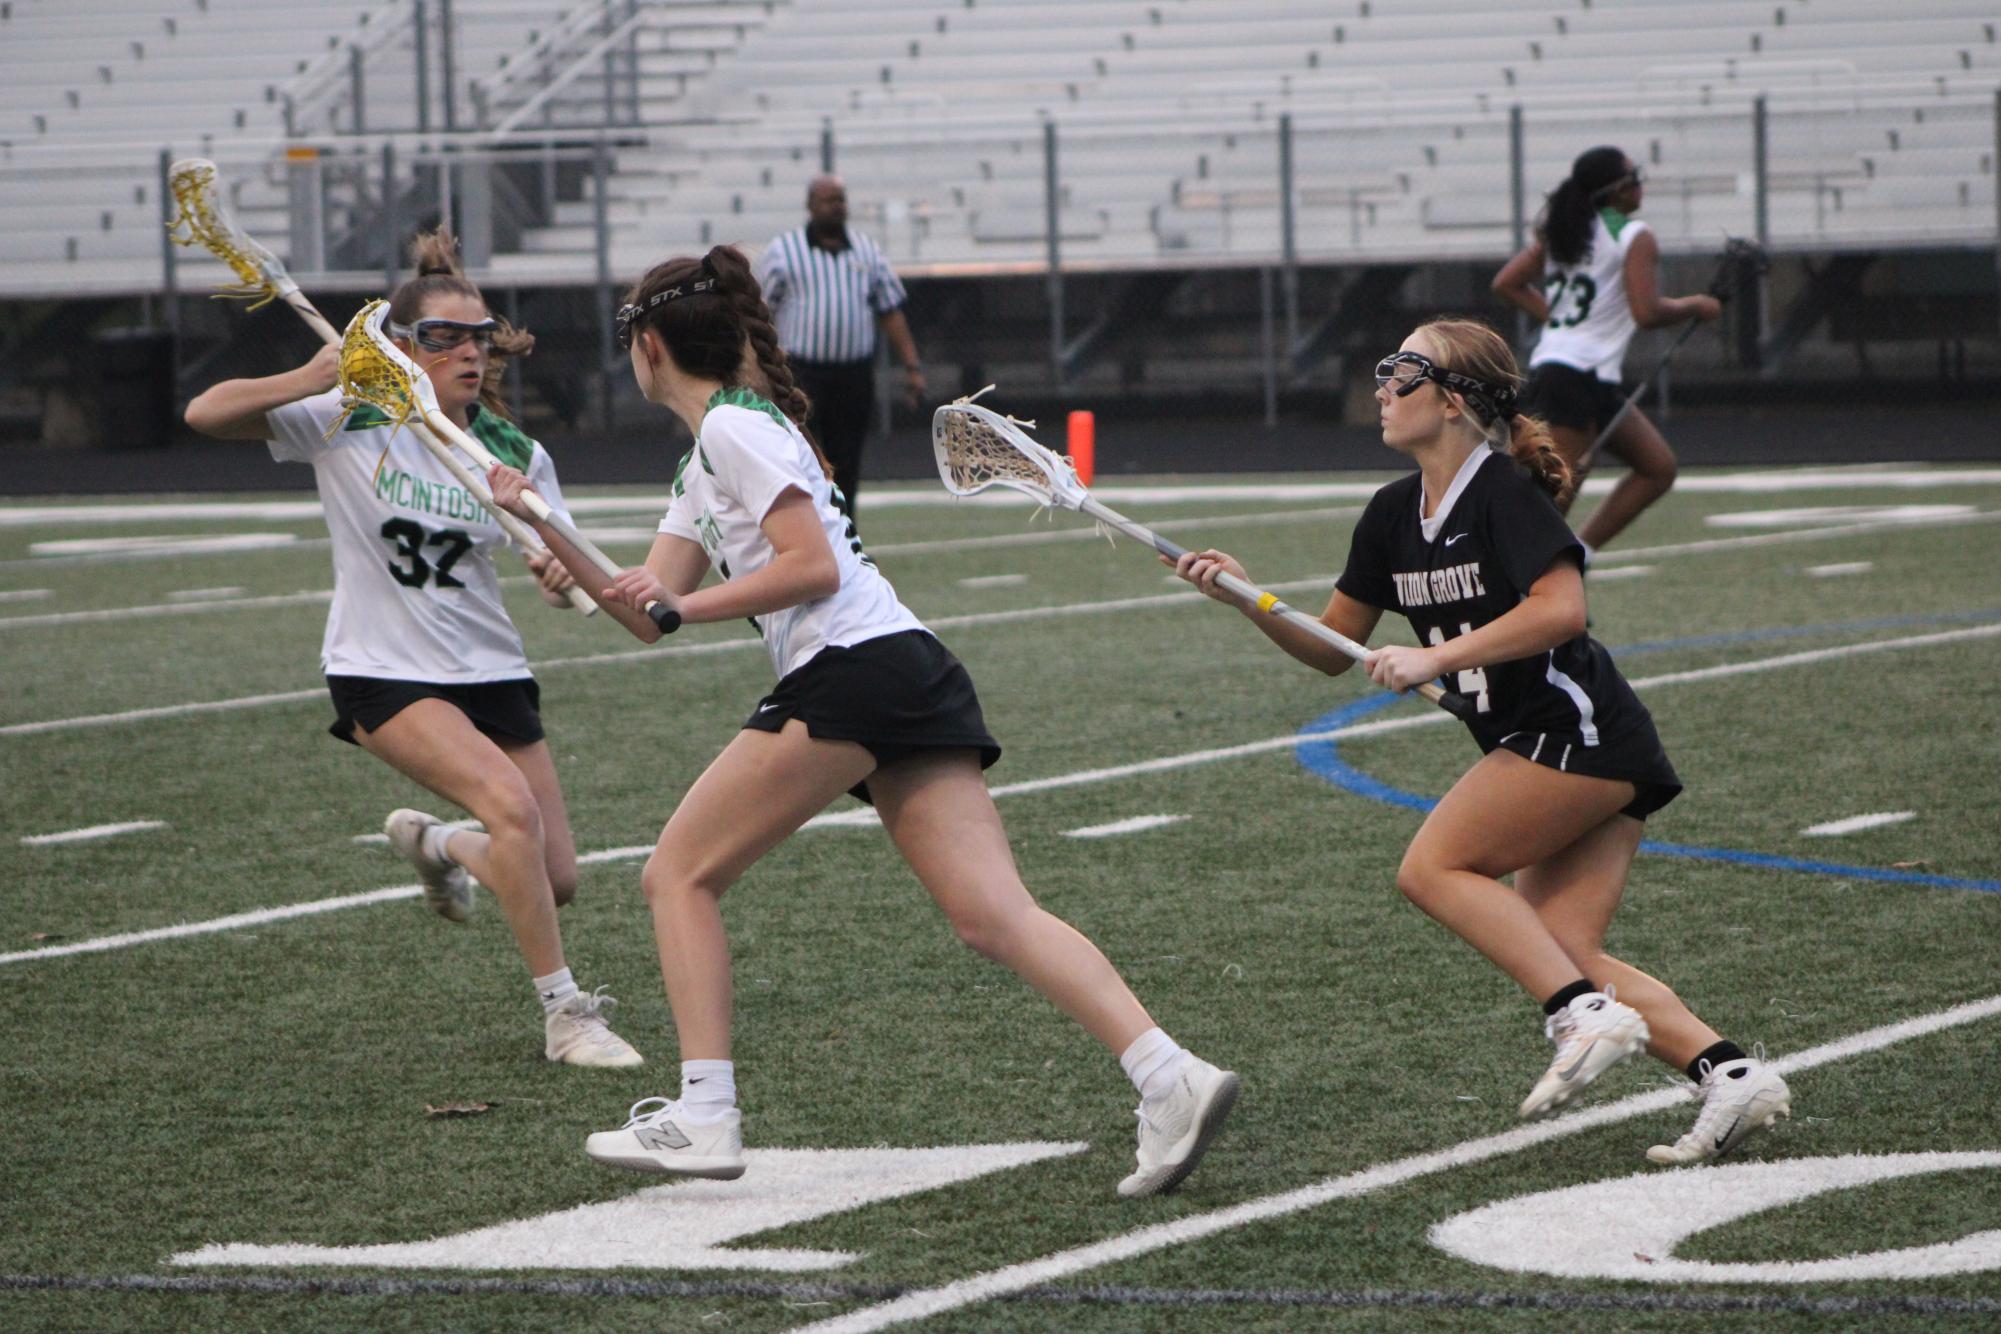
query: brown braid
[
  {"left": 624, "top": 245, "right": 833, "bottom": 478},
  {"left": 387, "top": 225, "right": 533, "bottom": 424},
  {"left": 1414, "top": 316, "right": 1574, "bottom": 506}
]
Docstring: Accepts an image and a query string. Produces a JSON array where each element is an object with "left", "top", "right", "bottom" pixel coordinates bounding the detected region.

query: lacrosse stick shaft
[
  {"left": 416, "top": 404, "right": 680, "bottom": 634},
  {"left": 399, "top": 415, "right": 597, "bottom": 614},
  {"left": 1075, "top": 495, "right": 1470, "bottom": 718}
]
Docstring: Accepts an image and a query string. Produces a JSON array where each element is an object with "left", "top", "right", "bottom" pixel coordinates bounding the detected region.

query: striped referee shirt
[{"left": 754, "top": 225, "right": 908, "bottom": 364}]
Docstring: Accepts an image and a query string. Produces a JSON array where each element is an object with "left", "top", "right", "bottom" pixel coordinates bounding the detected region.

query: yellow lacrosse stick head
[
  {"left": 333, "top": 299, "right": 424, "bottom": 436},
  {"left": 165, "top": 157, "right": 287, "bottom": 309}
]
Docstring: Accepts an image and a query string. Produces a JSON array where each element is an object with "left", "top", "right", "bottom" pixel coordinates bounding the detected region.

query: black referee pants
[{"left": 792, "top": 356, "right": 876, "bottom": 520}]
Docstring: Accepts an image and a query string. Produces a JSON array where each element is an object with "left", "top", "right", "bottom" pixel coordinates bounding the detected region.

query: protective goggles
[
  {"left": 615, "top": 277, "right": 719, "bottom": 350},
  {"left": 1374, "top": 351, "right": 1517, "bottom": 420},
  {"left": 389, "top": 317, "right": 501, "bottom": 353},
  {"left": 1590, "top": 168, "right": 1643, "bottom": 200}
]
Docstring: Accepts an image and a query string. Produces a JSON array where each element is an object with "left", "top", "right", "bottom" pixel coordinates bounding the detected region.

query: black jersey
[{"left": 1335, "top": 449, "right": 1652, "bottom": 751}]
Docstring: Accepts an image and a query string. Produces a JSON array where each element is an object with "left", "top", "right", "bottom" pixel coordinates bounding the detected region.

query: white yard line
[
  {"left": 1802, "top": 811, "right": 1917, "bottom": 837},
  {"left": 20, "top": 820, "right": 165, "bottom": 847},
  {"left": 0, "top": 589, "right": 333, "bottom": 630},
  {"left": 0, "top": 588, "right": 52, "bottom": 603},
  {"left": 5, "top": 620, "right": 1987, "bottom": 967},
  {"left": 1062, "top": 814, "right": 1190, "bottom": 839},
  {"left": 2, "top": 468, "right": 1998, "bottom": 530},
  {"left": 1807, "top": 562, "right": 1874, "bottom": 578},
  {"left": 796, "top": 993, "right": 2001, "bottom": 1333}
]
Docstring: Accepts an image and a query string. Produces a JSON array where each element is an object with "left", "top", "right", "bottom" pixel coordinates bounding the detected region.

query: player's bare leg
[{"left": 1575, "top": 406, "right": 1676, "bottom": 552}]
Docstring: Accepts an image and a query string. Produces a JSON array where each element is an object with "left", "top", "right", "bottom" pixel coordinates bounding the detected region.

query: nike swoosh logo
[
  {"left": 1715, "top": 1115, "right": 1744, "bottom": 1148},
  {"left": 1444, "top": 533, "right": 1468, "bottom": 547},
  {"left": 757, "top": 703, "right": 780, "bottom": 713}
]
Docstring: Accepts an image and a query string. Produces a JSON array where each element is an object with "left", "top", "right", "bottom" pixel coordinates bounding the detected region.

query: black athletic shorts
[
  {"left": 1520, "top": 361, "right": 1627, "bottom": 433},
  {"left": 325, "top": 674, "right": 544, "bottom": 747},
  {"left": 742, "top": 629, "right": 1002, "bottom": 803},
  {"left": 1480, "top": 715, "right": 1682, "bottom": 821}
]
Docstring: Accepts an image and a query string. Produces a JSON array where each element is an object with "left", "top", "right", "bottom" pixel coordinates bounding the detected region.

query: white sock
[
  {"left": 679, "top": 1059, "right": 737, "bottom": 1121},
  {"left": 422, "top": 821, "right": 458, "bottom": 866},
  {"left": 534, "top": 967, "right": 578, "bottom": 1014},
  {"left": 1119, "top": 1027, "right": 1189, "bottom": 1103}
]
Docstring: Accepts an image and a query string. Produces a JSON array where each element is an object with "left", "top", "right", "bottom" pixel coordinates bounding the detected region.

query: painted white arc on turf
[
  {"left": 793, "top": 994, "right": 2001, "bottom": 1332},
  {"left": 1801, "top": 811, "right": 1916, "bottom": 837},
  {"left": 20, "top": 820, "right": 165, "bottom": 846},
  {"left": 1429, "top": 1153, "right": 2001, "bottom": 1282},
  {"left": 169, "top": 1142, "right": 1087, "bottom": 1274},
  {"left": 1063, "top": 814, "right": 1190, "bottom": 839}
]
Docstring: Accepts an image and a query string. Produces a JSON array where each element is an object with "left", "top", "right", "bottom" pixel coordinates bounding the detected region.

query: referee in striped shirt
[{"left": 755, "top": 175, "right": 926, "bottom": 519}]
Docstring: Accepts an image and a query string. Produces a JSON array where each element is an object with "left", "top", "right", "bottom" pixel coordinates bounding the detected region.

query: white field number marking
[
  {"left": 1063, "top": 814, "right": 1189, "bottom": 839},
  {"left": 1806, "top": 562, "right": 1874, "bottom": 578},
  {"left": 170, "top": 1141, "right": 1086, "bottom": 1273},
  {"left": 0, "top": 588, "right": 52, "bottom": 603},
  {"left": 957, "top": 574, "right": 1029, "bottom": 589},
  {"left": 1429, "top": 1153, "right": 2001, "bottom": 1282},
  {"left": 1585, "top": 564, "right": 1655, "bottom": 581},
  {"left": 20, "top": 820, "right": 165, "bottom": 846},
  {"left": 1801, "top": 811, "right": 1916, "bottom": 837}
]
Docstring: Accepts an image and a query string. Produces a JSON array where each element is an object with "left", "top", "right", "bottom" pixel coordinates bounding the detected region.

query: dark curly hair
[{"left": 1535, "top": 145, "right": 1632, "bottom": 268}]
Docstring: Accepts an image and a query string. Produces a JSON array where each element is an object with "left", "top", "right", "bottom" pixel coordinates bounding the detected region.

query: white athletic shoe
[
  {"left": 585, "top": 1097, "right": 746, "bottom": 1179},
  {"left": 1117, "top": 1055, "right": 1239, "bottom": 1199},
  {"left": 383, "top": 808, "right": 475, "bottom": 923},
  {"left": 1518, "top": 990, "right": 1650, "bottom": 1119},
  {"left": 1647, "top": 1057, "right": 1792, "bottom": 1165},
  {"left": 544, "top": 988, "right": 644, "bottom": 1069}
]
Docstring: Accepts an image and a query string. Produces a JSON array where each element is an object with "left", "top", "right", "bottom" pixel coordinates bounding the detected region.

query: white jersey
[
  {"left": 658, "top": 389, "right": 924, "bottom": 679},
  {"left": 1529, "top": 209, "right": 1651, "bottom": 383},
  {"left": 266, "top": 389, "right": 573, "bottom": 683}
]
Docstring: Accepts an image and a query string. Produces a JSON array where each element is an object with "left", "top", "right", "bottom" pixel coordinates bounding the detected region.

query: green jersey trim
[
  {"left": 1598, "top": 207, "right": 1632, "bottom": 241},
  {"left": 341, "top": 401, "right": 538, "bottom": 472},
  {"left": 704, "top": 385, "right": 789, "bottom": 430}
]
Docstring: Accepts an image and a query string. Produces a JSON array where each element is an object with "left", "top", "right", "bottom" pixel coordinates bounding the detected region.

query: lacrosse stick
[
  {"left": 168, "top": 160, "right": 594, "bottom": 615},
  {"left": 340, "top": 301, "right": 681, "bottom": 634},
  {"left": 1579, "top": 237, "right": 1768, "bottom": 467},
  {"left": 933, "top": 398, "right": 1473, "bottom": 719},
  {"left": 167, "top": 158, "right": 341, "bottom": 343}
]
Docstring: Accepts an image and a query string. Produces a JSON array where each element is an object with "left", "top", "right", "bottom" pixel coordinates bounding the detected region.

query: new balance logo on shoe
[{"left": 637, "top": 1122, "right": 693, "bottom": 1152}]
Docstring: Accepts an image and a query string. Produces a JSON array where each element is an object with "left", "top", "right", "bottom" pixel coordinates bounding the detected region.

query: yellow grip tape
[{"left": 1255, "top": 592, "right": 1279, "bottom": 614}]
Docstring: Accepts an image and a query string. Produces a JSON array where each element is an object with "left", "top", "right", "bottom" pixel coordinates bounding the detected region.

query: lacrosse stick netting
[
  {"left": 166, "top": 159, "right": 340, "bottom": 342},
  {"left": 932, "top": 399, "right": 1472, "bottom": 718}
]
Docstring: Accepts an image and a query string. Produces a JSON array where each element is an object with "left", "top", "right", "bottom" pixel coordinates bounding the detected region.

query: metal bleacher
[{"left": 0, "top": 0, "right": 1995, "bottom": 297}]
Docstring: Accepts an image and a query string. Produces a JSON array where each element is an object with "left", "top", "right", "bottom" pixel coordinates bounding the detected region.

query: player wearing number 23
[
  {"left": 184, "top": 228, "right": 644, "bottom": 1071},
  {"left": 1171, "top": 318, "right": 1789, "bottom": 1166}
]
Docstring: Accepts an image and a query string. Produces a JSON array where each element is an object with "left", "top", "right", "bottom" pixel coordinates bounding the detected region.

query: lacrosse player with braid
[
  {"left": 1492, "top": 146, "right": 1722, "bottom": 556},
  {"left": 1169, "top": 318, "right": 1789, "bottom": 1165},
  {"left": 487, "top": 244, "right": 1237, "bottom": 1195},
  {"left": 184, "top": 227, "right": 643, "bottom": 1069}
]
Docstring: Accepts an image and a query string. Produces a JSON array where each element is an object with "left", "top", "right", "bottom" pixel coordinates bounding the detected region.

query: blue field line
[{"left": 1293, "top": 610, "right": 2001, "bottom": 896}]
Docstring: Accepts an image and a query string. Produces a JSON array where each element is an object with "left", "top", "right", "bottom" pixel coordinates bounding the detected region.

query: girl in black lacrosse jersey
[{"left": 1171, "top": 318, "right": 1788, "bottom": 1165}]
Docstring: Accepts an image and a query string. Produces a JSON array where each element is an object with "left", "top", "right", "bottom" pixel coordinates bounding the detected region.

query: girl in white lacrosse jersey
[
  {"left": 1492, "top": 145, "right": 1722, "bottom": 556},
  {"left": 183, "top": 228, "right": 641, "bottom": 1069},
  {"left": 1171, "top": 319, "right": 1789, "bottom": 1166},
  {"left": 489, "top": 245, "right": 1237, "bottom": 1196}
]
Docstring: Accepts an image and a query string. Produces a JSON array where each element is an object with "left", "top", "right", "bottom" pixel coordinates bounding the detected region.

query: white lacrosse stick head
[
  {"left": 166, "top": 158, "right": 294, "bottom": 308},
  {"left": 334, "top": 300, "right": 444, "bottom": 431},
  {"left": 932, "top": 400, "right": 1091, "bottom": 511}
]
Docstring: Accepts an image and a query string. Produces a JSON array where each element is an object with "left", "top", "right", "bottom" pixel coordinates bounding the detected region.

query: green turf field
[{"left": 2, "top": 466, "right": 1998, "bottom": 1331}]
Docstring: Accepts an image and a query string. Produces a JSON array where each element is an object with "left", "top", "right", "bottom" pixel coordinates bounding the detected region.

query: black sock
[
  {"left": 1687, "top": 1040, "right": 1748, "bottom": 1081},
  {"left": 1542, "top": 979, "right": 1597, "bottom": 1016}
]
